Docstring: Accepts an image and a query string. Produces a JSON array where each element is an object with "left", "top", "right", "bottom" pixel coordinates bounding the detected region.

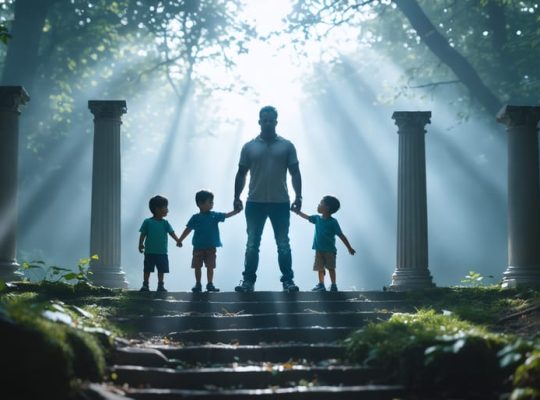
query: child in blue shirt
[
  {"left": 139, "top": 195, "right": 181, "bottom": 292},
  {"left": 293, "top": 195, "right": 356, "bottom": 292},
  {"left": 178, "top": 190, "right": 240, "bottom": 292}
]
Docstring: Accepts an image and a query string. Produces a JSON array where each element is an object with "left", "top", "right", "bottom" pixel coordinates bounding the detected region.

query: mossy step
[
  {"left": 110, "top": 365, "right": 387, "bottom": 389},
  {"left": 124, "top": 385, "right": 405, "bottom": 399},
  {"left": 123, "top": 290, "right": 406, "bottom": 302},
  {"left": 95, "top": 297, "right": 410, "bottom": 315},
  {"left": 115, "top": 343, "right": 347, "bottom": 365},
  {"left": 166, "top": 326, "right": 359, "bottom": 344},
  {"left": 113, "top": 311, "right": 388, "bottom": 333}
]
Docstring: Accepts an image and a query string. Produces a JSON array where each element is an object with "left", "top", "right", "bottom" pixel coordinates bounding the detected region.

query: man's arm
[
  {"left": 338, "top": 233, "right": 356, "bottom": 255},
  {"left": 289, "top": 163, "right": 302, "bottom": 212},
  {"left": 138, "top": 233, "right": 146, "bottom": 253},
  {"left": 177, "top": 227, "right": 193, "bottom": 247},
  {"left": 234, "top": 165, "right": 249, "bottom": 211}
]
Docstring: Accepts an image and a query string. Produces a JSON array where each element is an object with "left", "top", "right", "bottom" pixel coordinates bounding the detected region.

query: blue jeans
[{"left": 243, "top": 201, "right": 293, "bottom": 283}]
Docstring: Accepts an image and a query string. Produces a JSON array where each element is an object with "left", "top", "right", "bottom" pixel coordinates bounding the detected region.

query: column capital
[
  {"left": 392, "top": 111, "right": 431, "bottom": 133},
  {"left": 496, "top": 105, "right": 540, "bottom": 128},
  {"left": 88, "top": 100, "right": 127, "bottom": 119},
  {"left": 0, "top": 86, "right": 30, "bottom": 113}
]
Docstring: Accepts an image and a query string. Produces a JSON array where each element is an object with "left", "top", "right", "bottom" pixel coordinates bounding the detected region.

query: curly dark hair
[
  {"left": 149, "top": 195, "right": 168, "bottom": 214},
  {"left": 195, "top": 190, "right": 214, "bottom": 206},
  {"left": 322, "top": 195, "right": 340, "bottom": 214}
]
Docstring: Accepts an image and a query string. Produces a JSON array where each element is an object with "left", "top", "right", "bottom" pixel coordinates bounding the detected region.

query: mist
[{"left": 2, "top": 0, "right": 530, "bottom": 291}]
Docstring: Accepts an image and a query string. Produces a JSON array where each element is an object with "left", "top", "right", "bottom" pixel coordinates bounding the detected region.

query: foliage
[
  {"left": 460, "top": 270, "right": 495, "bottom": 287},
  {"left": 16, "top": 255, "right": 98, "bottom": 285},
  {"left": 0, "top": 24, "right": 10, "bottom": 44},
  {"left": 286, "top": 0, "right": 540, "bottom": 117},
  {"left": 0, "top": 293, "right": 111, "bottom": 399},
  {"left": 344, "top": 309, "right": 533, "bottom": 396}
]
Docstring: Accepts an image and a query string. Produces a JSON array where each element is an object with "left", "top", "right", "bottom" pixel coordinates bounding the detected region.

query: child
[
  {"left": 293, "top": 195, "right": 356, "bottom": 292},
  {"left": 138, "top": 195, "right": 181, "bottom": 292},
  {"left": 178, "top": 190, "right": 240, "bottom": 292}
]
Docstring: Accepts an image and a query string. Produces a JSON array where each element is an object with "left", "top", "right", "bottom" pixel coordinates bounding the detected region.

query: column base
[
  {"left": 88, "top": 264, "right": 129, "bottom": 289},
  {"left": 0, "top": 259, "right": 20, "bottom": 282},
  {"left": 388, "top": 267, "right": 435, "bottom": 291},
  {"left": 501, "top": 265, "right": 540, "bottom": 289}
]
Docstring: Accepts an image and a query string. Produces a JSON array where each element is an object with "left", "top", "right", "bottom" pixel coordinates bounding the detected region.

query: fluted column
[
  {"left": 497, "top": 105, "right": 540, "bottom": 287},
  {"left": 389, "top": 111, "right": 435, "bottom": 291},
  {"left": 88, "top": 100, "right": 128, "bottom": 288},
  {"left": 0, "top": 87, "right": 29, "bottom": 282}
]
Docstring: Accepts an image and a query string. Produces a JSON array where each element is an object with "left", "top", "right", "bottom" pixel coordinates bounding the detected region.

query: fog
[{"left": 5, "top": 0, "right": 515, "bottom": 290}]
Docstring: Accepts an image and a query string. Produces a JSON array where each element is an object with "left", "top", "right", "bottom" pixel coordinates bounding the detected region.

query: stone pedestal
[
  {"left": 389, "top": 111, "right": 435, "bottom": 291},
  {"left": 88, "top": 100, "right": 128, "bottom": 288},
  {"left": 497, "top": 105, "right": 540, "bottom": 288},
  {"left": 0, "top": 87, "right": 29, "bottom": 282}
]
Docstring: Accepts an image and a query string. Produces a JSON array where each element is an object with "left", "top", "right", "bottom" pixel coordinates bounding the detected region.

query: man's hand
[
  {"left": 348, "top": 247, "right": 356, "bottom": 255},
  {"left": 234, "top": 198, "right": 243, "bottom": 212},
  {"left": 138, "top": 244, "right": 144, "bottom": 253},
  {"left": 290, "top": 197, "right": 302, "bottom": 213}
]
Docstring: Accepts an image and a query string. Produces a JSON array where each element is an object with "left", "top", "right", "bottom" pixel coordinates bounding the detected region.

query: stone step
[
  {"left": 121, "top": 290, "right": 405, "bottom": 302},
  {"left": 166, "top": 326, "right": 359, "bottom": 345},
  {"left": 95, "top": 298, "right": 409, "bottom": 315},
  {"left": 124, "top": 385, "right": 405, "bottom": 400},
  {"left": 111, "top": 365, "right": 387, "bottom": 390},
  {"left": 114, "top": 311, "right": 386, "bottom": 333},
  {"left": 115, "top": 343, "right": 347, "bottom": 365}
]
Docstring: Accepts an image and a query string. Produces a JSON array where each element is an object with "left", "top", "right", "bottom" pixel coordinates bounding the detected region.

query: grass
[
  {"left": 345, "top": 287, "right": 540, "bottom": 398},
  {"left": 2, "top": 281, "right": 540, "bottom": 399}
]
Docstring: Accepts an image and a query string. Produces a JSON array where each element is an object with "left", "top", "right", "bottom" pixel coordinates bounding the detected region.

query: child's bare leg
[
  {"left": 143, "top": 271, "right": 150, "bottom": 283},
  {"left": 328, "top": 269, "right": 336, "bottom": 285},
  {"left": 194, "top": 267, "right": 202, "bottom": 283},
  {"left": 157, "top": 272, "right": 164, "bottom": 284},
  {"left": 318, "top": 270, "right": 325, "bottom": 284},
  {"left": 207, "top": 267, "right": 214, "bottom": 284}
]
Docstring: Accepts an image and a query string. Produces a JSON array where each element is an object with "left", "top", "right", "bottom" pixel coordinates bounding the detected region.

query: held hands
[
  {"left": 290, "top": 197, "right": 302, "bottom": 213},
  {"left": 233, "top": 198, "right": 243, "bottom": 212},
  {"left": 176, "top": 240, "right": 183, "bottom": 248}
]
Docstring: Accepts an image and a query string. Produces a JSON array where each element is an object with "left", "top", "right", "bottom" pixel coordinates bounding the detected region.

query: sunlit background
[{"left": 2, "top": 0, "right": 526, "bottom": 290}]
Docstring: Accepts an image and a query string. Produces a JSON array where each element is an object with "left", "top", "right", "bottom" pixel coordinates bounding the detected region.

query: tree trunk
[
  {"left": 1, "top": 0, "right": 53, "bottom": 93},
  {"left": 393, "top": 0, "right": 502, "bottom": 116}
]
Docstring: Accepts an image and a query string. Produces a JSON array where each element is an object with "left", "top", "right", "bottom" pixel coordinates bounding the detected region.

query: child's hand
[
  {"left": 138, "top": 244, "right": 144, "bottom": 253},
  {"left": 348, "top": 247, "right": 356, "bottom": 255}
]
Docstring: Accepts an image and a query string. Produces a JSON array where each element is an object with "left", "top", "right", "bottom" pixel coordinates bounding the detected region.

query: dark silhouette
[{"left": 233, "top": 106, "right": 302, "bottom": 292}]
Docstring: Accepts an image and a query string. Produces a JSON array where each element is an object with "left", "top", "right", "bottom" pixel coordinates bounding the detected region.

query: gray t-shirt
[{"left": 239, "top": 135, "right": 299, "bottom": 203}]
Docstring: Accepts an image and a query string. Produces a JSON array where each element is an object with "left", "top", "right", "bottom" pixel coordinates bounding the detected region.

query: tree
[{"left": 286, "top": 0, "right": 540, "bottom": 117}]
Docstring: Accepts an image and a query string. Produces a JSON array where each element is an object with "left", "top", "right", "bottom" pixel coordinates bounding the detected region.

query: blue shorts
[{"left": 143, "top": 253, "right": 169, "bottom": 273}]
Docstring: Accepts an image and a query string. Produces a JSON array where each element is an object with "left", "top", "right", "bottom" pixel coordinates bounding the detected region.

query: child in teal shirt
[
  {"left": 139, "top": 195, "right": 181, "bottom": 292},
  {"left": 293, "top": 195, "right": 356, "bottom": 292},
  {"left": 178, "top": 190, "right": 240, "bottom": 292}
]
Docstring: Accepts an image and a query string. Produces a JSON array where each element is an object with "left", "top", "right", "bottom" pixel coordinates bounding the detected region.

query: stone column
[
  {"left": 389, "top": 111, "right": 435, "bottom": 291},
  {"left": 497, "top": 105, "right": 540, "bottom": 287},
  {"left": 88, "top": 100, "right": 128, "bottom": 288},
  {"left": 0, "top": 87, "right": 29, "bottom": 282}
]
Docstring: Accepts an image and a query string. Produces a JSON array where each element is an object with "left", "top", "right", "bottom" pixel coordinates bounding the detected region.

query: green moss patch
[{"left": 345, "top": 309, "right": 540, "bottom": 397}]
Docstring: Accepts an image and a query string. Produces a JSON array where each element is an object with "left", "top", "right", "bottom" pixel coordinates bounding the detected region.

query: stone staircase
[{"left": 101, "top": 291, "right": 410, "bottom": 399}]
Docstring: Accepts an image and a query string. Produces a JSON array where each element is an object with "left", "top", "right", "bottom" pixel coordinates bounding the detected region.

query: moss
[
  {"left": 0, "top": 294, "right": 109, "bottom": 399},
  {"left": 514, "top": 350, "right": 540, "bottom": 389},
  {"left": 344, "top": 309, "right": 516, "bottom": 396}
]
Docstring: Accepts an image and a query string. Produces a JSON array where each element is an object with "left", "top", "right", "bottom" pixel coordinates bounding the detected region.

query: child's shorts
[
  {"left": 313, "top": 251, "right": 336, "bottom": 271},
  {"left": 144, "top": 253, "right": 169, "bottom": 273},
  {"left": 192, "top": 248, "right": 217, "bottom": 269}
]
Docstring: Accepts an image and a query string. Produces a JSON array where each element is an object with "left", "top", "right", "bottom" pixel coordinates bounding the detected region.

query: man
[{"left": 233, "top": 105, "right": 302, "bottom": 292}]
